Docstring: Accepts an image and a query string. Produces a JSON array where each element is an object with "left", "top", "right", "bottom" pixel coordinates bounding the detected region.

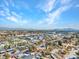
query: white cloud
[
  {"left": 0, "top": 3, "right": 10, "bottom": 16},
  {"left": 0, "top": 0, "right": 30, "bottom": 28},
  {"left": 0, "top": 0, "right": 74, "bottom": 29},
  {"left": 11, "top": 11, "right": 28, "bottom": 24},
  {"left": 76, "top": 4, "right": 79, "bottom": 7},
  {"left": 38, "top": 0, "right": 56, "bottom": 13},
  {"left": 38, "top": 0, "right": 72, "bottom": 13},
  {"left": 61, "top": 0, "right": 72, "bottom": 6},
  {"left": 3, "top": 0, "right": 15, "bottom": 7},
  {"left": 0, "top": 4, "right": 28, "bottom": 25},
  {"left": 0, "top": 0, "right": 11, "bottom": 21},
  {"left": 39, "top": 5, "right": 71, "bottom": 25},
  {"left": 38, "top": 0, "right": 72, "bottom": 28},
  {"left": 6, "top": 15, "right": 28, "bottom": 26},
  {"left": 0, "top": 11, "right": 5, "bottom": 16},
  {"left": 11, "top": 11, "right": 21, "bottom": 18},
  {"left": 7, "top": 16, "right": 18, "bottom": 22}
]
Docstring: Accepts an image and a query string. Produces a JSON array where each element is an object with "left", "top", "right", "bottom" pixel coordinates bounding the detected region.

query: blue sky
[{"left": 0, "top": 0, "right": 79, "bottom": 29}]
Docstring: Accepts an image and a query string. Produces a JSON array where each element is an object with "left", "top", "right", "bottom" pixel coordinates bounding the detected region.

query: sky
[{"left": 0, "top": 0, "right": 79, "bottom": 29}]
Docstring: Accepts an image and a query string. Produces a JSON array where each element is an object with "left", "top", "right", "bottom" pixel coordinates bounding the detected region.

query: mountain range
[{"left": 0, "top": 27, "right": 79, "bottom": 32}]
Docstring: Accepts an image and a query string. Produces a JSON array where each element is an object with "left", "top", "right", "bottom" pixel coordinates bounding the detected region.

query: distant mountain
[
  {"left": 0, "top": 27, "right": 25, "bottom": 30},
  {"left": 53, "top": 28, "right": 79, "bottom": 32},
  {"left": 0, "top": 27, "right": 11, "bottom": 30},
  {"left": 0, "top": 27, "right": 79, "bottom": 32},
  {"left": 0, "top": 27, "right": 37, "bottom": 31}
]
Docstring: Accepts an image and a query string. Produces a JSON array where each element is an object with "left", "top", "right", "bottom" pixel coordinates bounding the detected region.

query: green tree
[{"left": 5, "top": 52, "right": 10, "bottom": 59}]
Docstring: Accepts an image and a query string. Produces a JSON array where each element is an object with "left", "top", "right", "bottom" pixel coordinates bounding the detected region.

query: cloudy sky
[{"left": 0, "top": 0, "right": 79, "bottom": 29}]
